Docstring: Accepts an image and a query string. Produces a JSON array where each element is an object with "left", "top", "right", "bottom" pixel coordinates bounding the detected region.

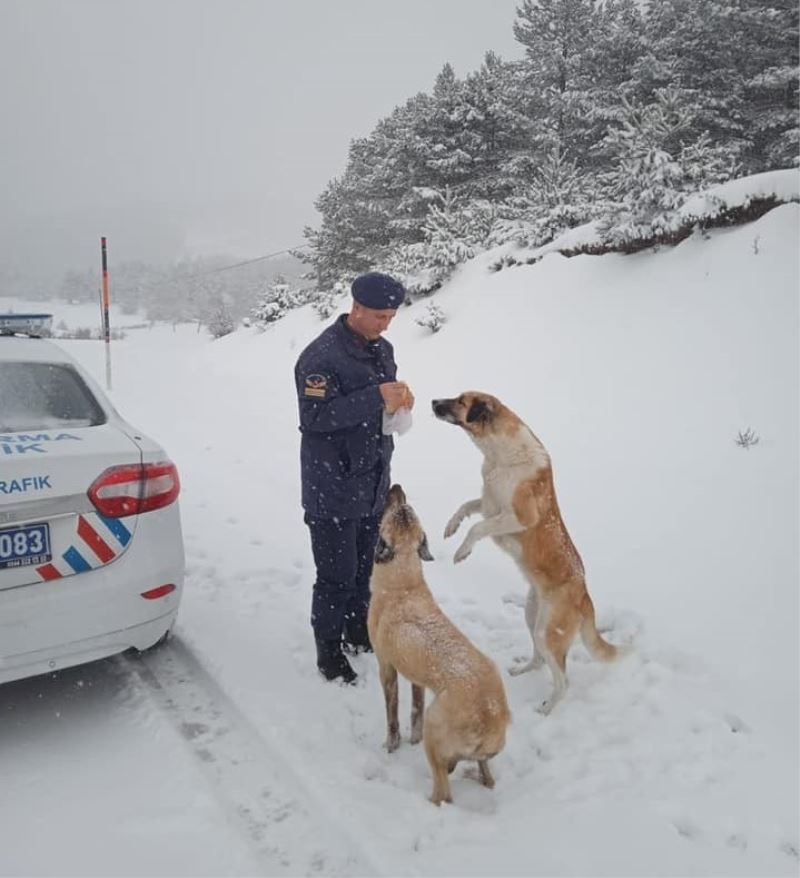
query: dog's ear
[
  {"left": 418, "top": 533, "right": 434, "bottom": 562},
  {"left": 389, "top": 483, "right": 407, "bottom": 505},
  {"left": 374, "top": 535, "right": 395, "bottom": 564},
  {"left": 466, "top": 398, "right": 490, "bottom": 423}
]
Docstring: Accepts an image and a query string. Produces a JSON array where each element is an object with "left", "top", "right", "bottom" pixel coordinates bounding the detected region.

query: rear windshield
[{"left": 0, "top": 362, "right": 107, "bottom": 431}]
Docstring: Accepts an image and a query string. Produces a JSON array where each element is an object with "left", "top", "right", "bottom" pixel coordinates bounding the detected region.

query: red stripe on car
[{"left": 78, "top": 515, "right": 116, "bottom": 564}]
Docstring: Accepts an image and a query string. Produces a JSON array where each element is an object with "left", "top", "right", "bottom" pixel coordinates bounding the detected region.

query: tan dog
[
  {"left": 368, "top": 484, "right": 511, "bottom": 806},
  {"left": 432, "top": 392, "right": 628, "bottom": 715}
]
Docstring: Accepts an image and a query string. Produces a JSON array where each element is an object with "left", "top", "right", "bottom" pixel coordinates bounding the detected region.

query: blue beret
[{"left": 351, "top": 272, "right": 405, "bottom": 310}]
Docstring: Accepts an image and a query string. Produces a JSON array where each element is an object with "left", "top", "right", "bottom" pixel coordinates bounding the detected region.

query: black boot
[
  {"left": 315, "top": 639, "right": 357, "bottom": 684},
  {"left": 342, "top": 617, "right": 373, "bottom": 655}
]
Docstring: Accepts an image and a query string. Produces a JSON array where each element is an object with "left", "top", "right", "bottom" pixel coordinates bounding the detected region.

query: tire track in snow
[{"left": 118, "top": 637, "right": 385, "bottom": 877}]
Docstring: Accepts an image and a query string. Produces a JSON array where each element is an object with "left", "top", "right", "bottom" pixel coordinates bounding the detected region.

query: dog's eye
[{"left": 457, "top": 395, "right": 464, "bottom": 406}]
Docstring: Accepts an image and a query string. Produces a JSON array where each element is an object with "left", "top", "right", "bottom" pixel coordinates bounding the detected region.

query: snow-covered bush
[
  {"left": 387, "top": 190, "right": 495, "bottom": 292},
  {"left": 489, "top": 150, "right": 597, "bottom": 249},
  {"left": 207, "top": 300, "right": 235, "bottom": 339},
  {"left": 735, "top": 428, "right": 760, "bottom": 450},
  {"left": 251, "top": 275, "right": 307, "bottom": 326},
  {"left": 311, "top": 282, "right": 346, "bottom": 320},
  {"left": 415, "top": 301, "right": 446, "bottom": 334}
]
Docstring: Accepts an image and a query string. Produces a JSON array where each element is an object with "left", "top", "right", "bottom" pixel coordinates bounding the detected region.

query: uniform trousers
[{"left": 304, "top": 513, "right": 380, "bottom": 642}]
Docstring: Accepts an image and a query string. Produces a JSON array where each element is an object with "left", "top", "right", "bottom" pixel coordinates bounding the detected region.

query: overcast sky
[{"left": 0, "top": 0, "right": 523, "bottom": 281}]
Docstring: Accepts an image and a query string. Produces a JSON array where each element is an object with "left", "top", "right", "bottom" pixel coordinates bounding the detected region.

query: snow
[
  {"left": 1, "top": 193, "right": 798, "bottom": 876},
  {"left": 0, "top": 297, "right": 148, "bottom": 332},
  {"left": 680, "top": 168, "right": 800, "bottom": 219},
  {"left": 495, "top": 168, "right": 800, "bottom": 264}
]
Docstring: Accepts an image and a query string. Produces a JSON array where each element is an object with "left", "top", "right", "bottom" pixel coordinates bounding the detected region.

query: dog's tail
[{"left": 579, "top": 594, "right": 632, "bottom": 662}]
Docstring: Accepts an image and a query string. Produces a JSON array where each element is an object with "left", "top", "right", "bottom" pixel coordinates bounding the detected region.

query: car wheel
[{"left": 140, "top": 625, "right": 173, "bottom": 654}]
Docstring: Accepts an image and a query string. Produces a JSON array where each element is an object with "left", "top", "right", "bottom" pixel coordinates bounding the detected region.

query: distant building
[{"left": 0, "top": 313, "right": 54, "bottom": 334}]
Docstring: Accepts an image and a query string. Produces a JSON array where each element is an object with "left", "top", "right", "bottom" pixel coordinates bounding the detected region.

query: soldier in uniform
[{"left": 294, "top": 272, "right": 414, "bottom": 683}]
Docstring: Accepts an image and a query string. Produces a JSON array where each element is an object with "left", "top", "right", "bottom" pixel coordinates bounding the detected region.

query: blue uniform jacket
[{"left": 295, "top": 314, "right": 397, "bottom": 519}]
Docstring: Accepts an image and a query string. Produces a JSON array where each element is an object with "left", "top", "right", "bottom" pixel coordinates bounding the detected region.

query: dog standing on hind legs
[
  {"left": 368, "top": 484, "right": 511, "bottom": 805},
  {"left": 432, "top": 392, "right": 629, "bottom": 715}
]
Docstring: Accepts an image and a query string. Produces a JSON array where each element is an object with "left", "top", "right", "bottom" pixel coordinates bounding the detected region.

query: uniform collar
[{"left": 336, "top": 314, "right": 381, "bottom": 358}]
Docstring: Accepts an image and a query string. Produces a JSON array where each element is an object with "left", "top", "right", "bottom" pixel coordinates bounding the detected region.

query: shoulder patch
[{"left": 304, "top": 373, "right": 327, "bottom": 398}]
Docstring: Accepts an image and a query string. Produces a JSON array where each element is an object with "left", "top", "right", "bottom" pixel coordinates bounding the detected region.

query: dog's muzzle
[{"left": 431, "top": 399, "right": 458, "bottom": 423}]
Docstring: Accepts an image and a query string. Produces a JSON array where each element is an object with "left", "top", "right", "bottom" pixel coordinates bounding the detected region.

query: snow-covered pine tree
[
  {"left": 512, "top": 0, "right": 600, "bottom": 172},
  {"left": 301, "top": 176, "right": 377, "bottom": 290},
  {"left": 736, "top": 0, "right": 799, "bottom": 171},
  {"left": 303, "top": 0, "right": 797, "bottom": 291},
  {"left": 462, "top": 52, "right": 533, "bottom": 201},
  {"left": 492, "top": 147, "right": 597, "bottom": 247},
  {"left": 251, "top": 274, "right": 304, "bottom": 326},
  {"left": 641, "top": 0, "right": 791, "bottom": 172},
  {"left": 586, "top": 0, "right": 650, "bottom": 164},
  {"left": 311, "top": 282, "right": 347, "bottom": 320},
  {"left": 388, "top": 188, "right": 495, "bottom": 290},
  {"left": 415, "top": 301, "right": 447, "bottom": 334},
  {"left": 301, "top": 95, "right": 430, "bottom": 286},
  {"left": 599, "top": 88, "right": 736, "bottom": 246},
  {"left": 419, "top": 64, "right": 477, "bottom": 192}
]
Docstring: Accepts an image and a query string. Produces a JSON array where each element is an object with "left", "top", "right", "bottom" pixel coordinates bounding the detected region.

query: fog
[{"left": 0, "top": 0, "right": 522, "bottom": 282}]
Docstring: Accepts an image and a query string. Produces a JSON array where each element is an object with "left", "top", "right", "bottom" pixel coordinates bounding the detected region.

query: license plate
[{"left": 0, "top": 522, "right": 52, "bottom": 570}]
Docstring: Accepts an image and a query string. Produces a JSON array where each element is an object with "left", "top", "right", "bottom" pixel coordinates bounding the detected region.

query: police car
[{"left": 0, "top": 328, "right": 184, "bottom": 684}]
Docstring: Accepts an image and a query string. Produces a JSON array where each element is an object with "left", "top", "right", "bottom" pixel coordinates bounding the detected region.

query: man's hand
[
  {"left": 379, "top": 381, "right": 410, "bottom": 414},
  {"left": 403, "top": 385, "right": 415, "bottom": 410}
]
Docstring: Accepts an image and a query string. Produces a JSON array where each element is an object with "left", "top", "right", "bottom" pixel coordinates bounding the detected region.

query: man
[{"left": 295, "top": 271, "right": 414, "bottom": 683}]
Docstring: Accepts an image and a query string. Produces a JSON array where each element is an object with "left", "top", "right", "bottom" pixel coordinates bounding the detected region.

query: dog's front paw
[
  {"left": 509, "top": 657, "right": 535, "bottom": 676},
  {"left": 443, "top": 513, "right": 463, "bottom": 539},
  {"left": 385, "top": 732, "right": 401, "bottom": 753},
  {"left": 536, "top": 700, "right": 553, "bottom": 716},
  {"left": 453, "top": 541, "right": 473, "bottom": 564}
]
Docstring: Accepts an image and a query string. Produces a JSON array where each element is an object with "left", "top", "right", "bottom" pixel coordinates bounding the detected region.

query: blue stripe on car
[
  {"left": 63, "top": 546, "right": 91, "bottom": 573},
  {"left": 98, "top": 515, "right": 132, "bottom": 546}
]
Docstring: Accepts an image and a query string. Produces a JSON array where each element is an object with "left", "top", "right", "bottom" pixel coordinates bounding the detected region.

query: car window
[{"left": 0, "top": 362, "right": 107, "bottom": 431}]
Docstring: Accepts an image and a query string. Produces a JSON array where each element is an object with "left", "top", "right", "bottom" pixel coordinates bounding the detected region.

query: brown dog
[
  {"left": 432, "top": 392, "right": 628, "bottom": 715},
  {"left": 368, "top": 484, "right": 511, "bottom": 805}
]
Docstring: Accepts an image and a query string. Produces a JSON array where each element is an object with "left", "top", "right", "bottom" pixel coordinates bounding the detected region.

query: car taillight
[
  {"left": 88, "top": 462, "right": 180, "bottom": 518},
  {"left": 141, "top": 584, "right": 177, "bottom": 600}
]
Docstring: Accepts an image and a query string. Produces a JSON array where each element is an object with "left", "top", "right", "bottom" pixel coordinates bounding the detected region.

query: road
[{"left": 0, "top": 638, "right": 382, "bottom": 877}]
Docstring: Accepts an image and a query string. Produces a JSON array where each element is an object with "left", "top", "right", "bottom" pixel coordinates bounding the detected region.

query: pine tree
[
  {"left": 587, "top": 0, "right": 651, "bottom": 168},
  {"left": 600, "top": 89, "right": 736, "bottom": 244},
  {"left": 415, "top": 301, "right": 447, "bottom": 333},
  {"left": 388, "top": 188, "right": 495, "bottom": 290},
  {"left": 462, "top": 52, "right": 534, "bottom": 199},
  {"left": 513, "top": 0, "right": 599, "bottom": 170},
  {"left": 301, "top": 0, "right": 797, "bottom": 289},
  {"left": 494, "top": 147, "right": 597, "bottom": 247},
  {"left": 301, "top": 176, "right": 379, "bottom": 289},
  {"left": 639, "top": 0, "right": 798, "bottom": 171},
  {"left": 311, "top": 283, "right": 347, "bottom": 320},
  {"left": 737, "top": 0, "right": 799, "bottom": 171},
  {"left": 251, "top": 274, "right": 304, "bottom": 325}
]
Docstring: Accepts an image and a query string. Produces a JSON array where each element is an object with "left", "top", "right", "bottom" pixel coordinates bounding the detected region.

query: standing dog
[
  {"left": 432, "top": 392, "right": 627, "bottom": 715},
  {"left": 368, "top": 484, "right": 511, "bottom": 805}
]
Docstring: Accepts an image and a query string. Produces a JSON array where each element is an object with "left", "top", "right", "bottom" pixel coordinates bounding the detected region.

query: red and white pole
[{"left": 100, "top": 236, "right": 112, "bottom": 390}]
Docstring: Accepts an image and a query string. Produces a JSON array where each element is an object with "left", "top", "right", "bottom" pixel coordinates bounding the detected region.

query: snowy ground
[{"left": 1, "top": 197, "right": 798, "bottom": 876}]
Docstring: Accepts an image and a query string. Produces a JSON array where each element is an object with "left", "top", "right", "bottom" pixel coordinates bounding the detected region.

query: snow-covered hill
[{"left": 1, "top": 181, "right": 797, "bottom": 876}]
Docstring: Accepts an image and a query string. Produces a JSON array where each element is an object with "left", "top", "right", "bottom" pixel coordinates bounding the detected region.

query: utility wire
[
  {"left": 173, "top": 243, "right": 311, "bottom": 282},
  {"left": 106, "top": 242, "right": 313, "bottom": 297}
]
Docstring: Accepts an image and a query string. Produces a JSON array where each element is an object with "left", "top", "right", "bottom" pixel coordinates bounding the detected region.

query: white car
[{"left": 0, "top": 331, "right": 184, "bottom": 684}]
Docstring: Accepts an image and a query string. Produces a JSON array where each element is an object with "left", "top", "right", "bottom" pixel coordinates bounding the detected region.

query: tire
[{"left": 139, "top": 624, "right": 173, "bottom": 654}]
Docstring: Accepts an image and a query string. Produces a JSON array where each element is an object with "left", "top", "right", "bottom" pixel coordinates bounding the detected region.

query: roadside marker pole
[{"left": 100, "top": 236, "right": 112, "bottom": 391}]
